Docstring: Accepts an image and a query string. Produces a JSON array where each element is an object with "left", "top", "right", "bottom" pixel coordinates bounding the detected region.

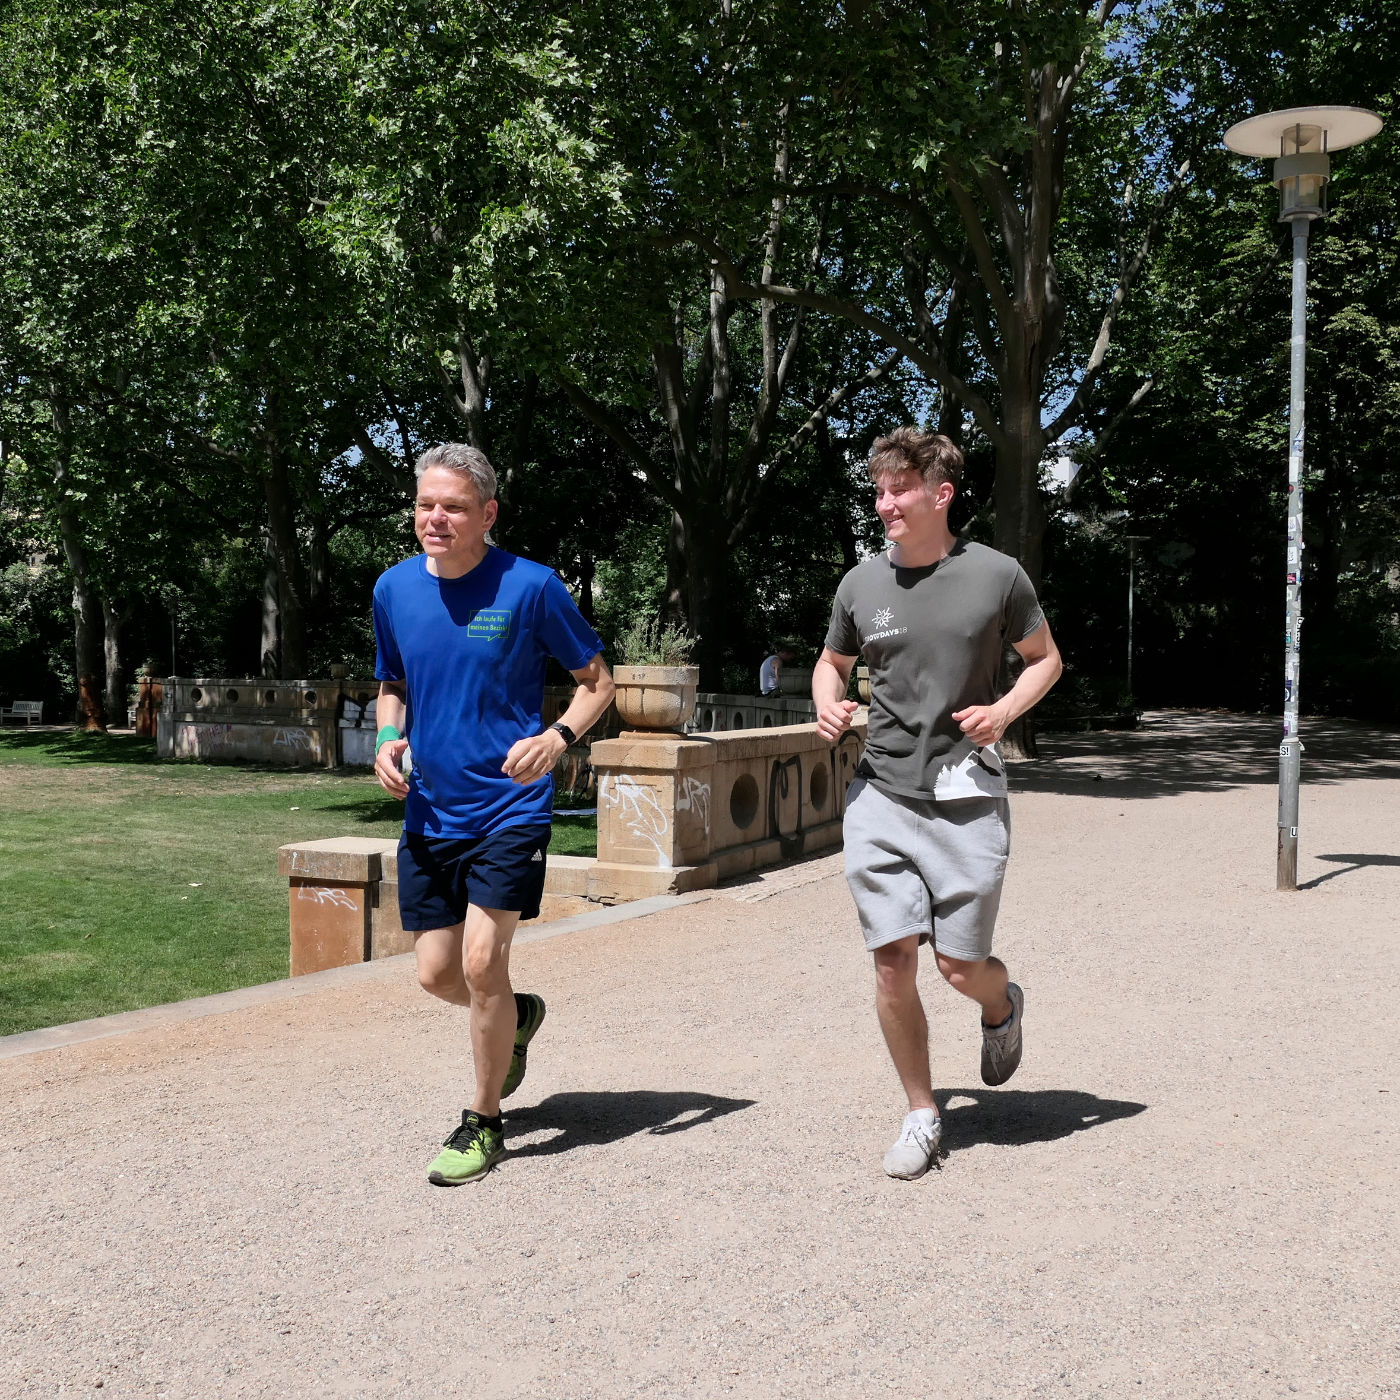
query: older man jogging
[
  {"left": 372, "top": 443, "right": 614, "bottom": 1185},
  {"left": 814, "top": 427, "right": 1062, "bottom": 1180}
]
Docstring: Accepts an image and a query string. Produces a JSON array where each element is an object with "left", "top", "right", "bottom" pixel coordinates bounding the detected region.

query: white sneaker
[
  {"left": 883, "top": 1110, "right": 942, "bottom": 1179},
  {"left": 980, "top": 982, "right": 1024, "bottom": 1086}
]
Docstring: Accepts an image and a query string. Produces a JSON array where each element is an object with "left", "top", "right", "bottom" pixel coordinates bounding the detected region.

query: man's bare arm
[
  {"left": 813, "top": 647, "right": 860, "bottom": 743},
  {"left": 372, "top": 679, "right": 410, "bottom": 798},
  {"left": 951, "top": 623, "right": 1064, "bottom": 747},
  {"left": 501, "top": 654, "right": 616, "bottom": 785}
]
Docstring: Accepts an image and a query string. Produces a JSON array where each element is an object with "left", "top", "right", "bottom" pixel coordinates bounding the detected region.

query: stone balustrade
[
  {"left": 587, "top": 718, "right": 866, "bottom": 897},
  {"left": 157, "top": 677, "right": 821, "bottom": 769},
  {"left": 278, "top": 715, "right": 867, "bottom": 974},
  {"left": 157, "top": 677, "right": 378, "bottom": 767}
]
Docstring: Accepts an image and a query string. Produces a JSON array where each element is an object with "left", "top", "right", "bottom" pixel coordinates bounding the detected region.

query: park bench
[{"left": 0, "top": 700, "right": 43, "bottom": 728}]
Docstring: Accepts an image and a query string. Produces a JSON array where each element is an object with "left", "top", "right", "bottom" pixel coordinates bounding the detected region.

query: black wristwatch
[{"left": 549, "top": 721, "right": 577, "bottom": 746}]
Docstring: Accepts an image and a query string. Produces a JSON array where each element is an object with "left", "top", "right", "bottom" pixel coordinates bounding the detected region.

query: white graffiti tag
[
  {"left": 599, "top": 773, "right": 671, "bottom": 867},
  {"left": 676, "top": 776, "right": 711, "bottom": 834},
  {"left": 297, "top": 885, "right": 357, "bottom": 909},
  {"left": 273, "top": 727, "right": 314, "bottom": 750}
]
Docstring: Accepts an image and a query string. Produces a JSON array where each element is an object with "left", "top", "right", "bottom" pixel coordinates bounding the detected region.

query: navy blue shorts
[{"left": 397, "top": 825, "right": 552, "bottom": 931}]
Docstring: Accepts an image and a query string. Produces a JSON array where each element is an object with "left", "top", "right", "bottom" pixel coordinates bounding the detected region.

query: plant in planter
[{"left": 612, "top": 616, "right": 699, "bottom": 731}]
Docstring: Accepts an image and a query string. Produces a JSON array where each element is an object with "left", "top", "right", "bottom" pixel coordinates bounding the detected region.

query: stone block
[
  {"left": 289, "top": 878, "right": 371, "bottom": 975},
  {"left": 370, "top": 880, "right": 414, "bottom": 959},
  {"left": 583, "top": 859, "right": 717, "bottom": 900},
  {"left": 596, "top": 762, "right": 717, "bottom": 870},
  {"left": 544, "top": 854, "right": 596, "bottom": 897},
  {"left": 278, "top": 837, "right": 392, "bottom": 883}
]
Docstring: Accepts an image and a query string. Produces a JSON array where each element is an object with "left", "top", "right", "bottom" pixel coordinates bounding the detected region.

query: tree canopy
[{"left": 2, "top": 0, "right": 1396, "bottom": 723}]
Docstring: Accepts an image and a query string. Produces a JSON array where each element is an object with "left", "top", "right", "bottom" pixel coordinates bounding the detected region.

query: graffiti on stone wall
[
  {"left": 274, "top": 727, "right": 314, "bottom": 751},
  {"left": 676, "top": 775, "right": 711, "bottom": 835},
  {"left": 296, "top": 885, "right": 357, "bottom": 909},
  {"left": 599, "top": 773, "right": 671, "bottom": 868}
]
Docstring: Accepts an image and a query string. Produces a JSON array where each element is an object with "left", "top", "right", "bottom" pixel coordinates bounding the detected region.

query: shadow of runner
[
  {"left": 937, "top": 1088, "right": 1146, "bottom": 1153},
  {"left": 504, "top": 1090, "right": 757, "bottom": 1159},
  {"left": 1298, "top": 852, "right": 1400, "bottom": 890}
]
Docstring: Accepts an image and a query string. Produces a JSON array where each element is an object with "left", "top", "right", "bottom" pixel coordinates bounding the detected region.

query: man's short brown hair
[{"left": 868, "top": 427, "right": 964, "bottom": 491}]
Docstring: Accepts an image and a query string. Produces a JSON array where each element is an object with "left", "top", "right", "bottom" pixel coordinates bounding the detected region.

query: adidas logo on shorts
[{"left": 530, "top": 849, "right": 543, "bottom": 861}]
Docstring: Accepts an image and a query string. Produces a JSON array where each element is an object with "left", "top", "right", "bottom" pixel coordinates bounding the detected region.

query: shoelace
[
  {"left": 444, "top": 1118, "right": 491, "bottom": 1151},
  {"left": 899, "top": 1118, "right": 940, "bottom": 1152}
]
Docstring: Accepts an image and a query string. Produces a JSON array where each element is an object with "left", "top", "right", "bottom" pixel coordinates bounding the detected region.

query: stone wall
[
  {"left": 157, "top": 677, "right": 375, "bottom": 768},
  {"left": 278, "top": 715, "right": 867, "bottom": 974},
  {"left": 157, "top": 676, "right": 819, "bottom": 769},
  {"left": 588, "top": 718, "right": 865, "bottom": 898}
]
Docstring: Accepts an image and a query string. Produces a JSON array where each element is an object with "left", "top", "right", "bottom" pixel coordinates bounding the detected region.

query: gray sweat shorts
[{"left": 842, "top": 776, "right": 1010, "bottom": 962}]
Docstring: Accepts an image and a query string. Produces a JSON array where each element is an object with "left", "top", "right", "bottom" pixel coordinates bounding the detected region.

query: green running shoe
[
  {"left": 427, "top": 1110, "right": 504, "bottom": 1186},
  {"left": 501, "top": 993, "right": 547, "bottom": 1099}
]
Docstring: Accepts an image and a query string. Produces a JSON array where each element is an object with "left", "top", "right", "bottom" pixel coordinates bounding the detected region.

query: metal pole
[{"left": 1278, "top": 217, "right": 1309, "bottom": 890}]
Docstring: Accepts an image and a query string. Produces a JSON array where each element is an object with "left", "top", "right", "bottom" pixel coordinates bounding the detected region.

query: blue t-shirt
[{"left": 372, "top": 548, "right": 603, "bottom": 838}]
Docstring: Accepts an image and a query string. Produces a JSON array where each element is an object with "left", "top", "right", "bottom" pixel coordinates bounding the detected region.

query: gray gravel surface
[{"left": 3, "top": 712, "right": 1397, "bottom": 1399}]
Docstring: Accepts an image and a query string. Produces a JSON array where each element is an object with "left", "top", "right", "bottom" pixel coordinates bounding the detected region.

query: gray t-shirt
[{"left": 824, "top": 540, "right": 1044, "bottom": 800}]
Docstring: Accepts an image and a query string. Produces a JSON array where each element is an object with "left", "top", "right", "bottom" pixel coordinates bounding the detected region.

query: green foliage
[
  {"left": 1, "top": 0, "right": 1397, "bottom": 727},
  {"left": 1061, "top": 1, "right": 1400, "bottom": 723},
  {"left": 614, "top": 615, "right": 696, "bottom": 667}
]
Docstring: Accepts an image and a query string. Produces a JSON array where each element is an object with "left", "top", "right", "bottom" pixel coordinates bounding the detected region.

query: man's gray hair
[{"left": 414, "top": 443, "right": 497, "bottom": 503}]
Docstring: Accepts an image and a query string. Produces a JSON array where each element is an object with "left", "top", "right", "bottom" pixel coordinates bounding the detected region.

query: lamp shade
[{"left": 1224, "top": 105, "right": 1381, "bottom": 157}]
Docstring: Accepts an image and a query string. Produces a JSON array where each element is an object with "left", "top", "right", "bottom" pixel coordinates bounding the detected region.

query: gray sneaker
[
  {"left": 980, "top": 981, "right": 1024, "bottom": 1086},
  {"left": 883, "top": 1111, "right": 943, "bottom": 1179}
]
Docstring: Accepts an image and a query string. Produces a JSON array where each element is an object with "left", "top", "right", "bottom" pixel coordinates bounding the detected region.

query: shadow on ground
[
  {"left": 1298, "top": 853, "right": 1400, "bottom": 890},
  {"left": 937, "top": 1087, "right": 1147, "bottom": 1153},
  {"left": 0, "top": 730, "right": 160, "bottom": 765},
  {"left": 504, "top": 1090, "right": 757, "bottom": 1159},
  {"left": 1016, "top": 711, "right": 1400, "bottom": 801},
  {"left": 322, "top": 794, "right": 408, "bottom": 823}
]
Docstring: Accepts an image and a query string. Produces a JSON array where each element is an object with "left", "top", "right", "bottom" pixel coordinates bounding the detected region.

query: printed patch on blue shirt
[{"left": 467, "top": 609, "right": 512, "bottom": 641}]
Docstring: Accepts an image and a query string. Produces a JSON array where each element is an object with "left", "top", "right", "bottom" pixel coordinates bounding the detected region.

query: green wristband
[{"left": 375, "top": 725, "right": 402, "bottom": 755}]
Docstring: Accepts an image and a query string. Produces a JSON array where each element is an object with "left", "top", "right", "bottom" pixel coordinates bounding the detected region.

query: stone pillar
[
  {"left": 278, "top": 837, "right": 395, "bottom": 976},
  {"left": 587, "top": 733, "right": 720, "bottom": 898}
]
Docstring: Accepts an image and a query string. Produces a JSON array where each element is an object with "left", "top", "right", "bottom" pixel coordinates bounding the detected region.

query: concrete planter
[
  {"left": 613, "top": 665, "right": 699, "bottom": 732},
  {"left": 777, "top": 665, "right": 814, "bottom": 697}
]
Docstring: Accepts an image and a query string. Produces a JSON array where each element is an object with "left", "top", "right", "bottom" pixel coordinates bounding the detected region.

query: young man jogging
[
  {"left": 813, "top": 428, "right": 1062, "bottom": 1180},
  {"left": 372, "top": 443, "right": 614, "bottom": 1185}
]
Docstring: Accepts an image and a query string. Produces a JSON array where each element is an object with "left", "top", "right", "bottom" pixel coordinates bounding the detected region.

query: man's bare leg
[
  {"left": 461, "top": 905, "right": 521, "bottom": 1118},
  {"left": 872, "top": 937, "right": 937, "bottom": 1113},
  {"left": 414, "top": 922, "right": 471, "bottom": 1006},
  {"left": 413, "top": 906, "right": 521, "bottom": 1117},
  {"left": 935, "top": 951, "right": 1013, "bottom": 1026}
]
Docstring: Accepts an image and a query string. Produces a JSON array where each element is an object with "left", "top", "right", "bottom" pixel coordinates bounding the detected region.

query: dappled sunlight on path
[{"left": 1018, "top": 709, "right": 1400, "bottom": 799}]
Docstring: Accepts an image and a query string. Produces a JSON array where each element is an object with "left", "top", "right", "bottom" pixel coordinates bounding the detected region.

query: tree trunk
[
  {"left": 576, "top": 553, "right": 595, "bottom": 624},
  {"left": 991, "top": 401, "right": 1048, "bottom": 760},
  {"left": 263, "top": 451, "right": 308, "bottom": 678},
  {"left": 55, "top": 500, "right": 105, "bottom": 732},
  {"left": 102, "top": 598, "right": 127, "bottom": 723},
  {"left": 991, "top": 393, "right": 1048, "bottom": 589},
  {"left": 680, "top": 507, "right": 729, "bottom": 688},
  {"left": 664, "top": 510, "right": 687, "bottom": 628},
  {"left": 260, "top": 532, "right": 280, "bottom": 678}
]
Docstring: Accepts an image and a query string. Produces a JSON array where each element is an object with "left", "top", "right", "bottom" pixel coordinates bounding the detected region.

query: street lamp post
[{"left": 1224, "top": 105, "right": 1382, "bottom": 891}]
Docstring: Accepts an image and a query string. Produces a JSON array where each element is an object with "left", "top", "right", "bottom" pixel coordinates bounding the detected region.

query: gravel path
[{"left": 3, "top": 712, "right": 1397, "bottom": 1399}]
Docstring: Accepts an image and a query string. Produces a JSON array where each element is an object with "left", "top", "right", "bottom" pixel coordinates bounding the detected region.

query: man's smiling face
[
  {"left": 414, "top": 466, "right": 498, "bottom": 576},
  {"left": 873, "top": 468, "right": 948, "bottom": 546}
]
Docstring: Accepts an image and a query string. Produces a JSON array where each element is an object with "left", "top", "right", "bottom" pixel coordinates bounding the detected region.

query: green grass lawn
[{"left": 0, "top": 730, "right": 597, "bottom": 1037}]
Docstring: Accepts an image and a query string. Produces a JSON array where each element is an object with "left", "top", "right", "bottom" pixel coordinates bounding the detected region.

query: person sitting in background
[{"left": 758, "top": 644, "right": 797, "bottom": 697}]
